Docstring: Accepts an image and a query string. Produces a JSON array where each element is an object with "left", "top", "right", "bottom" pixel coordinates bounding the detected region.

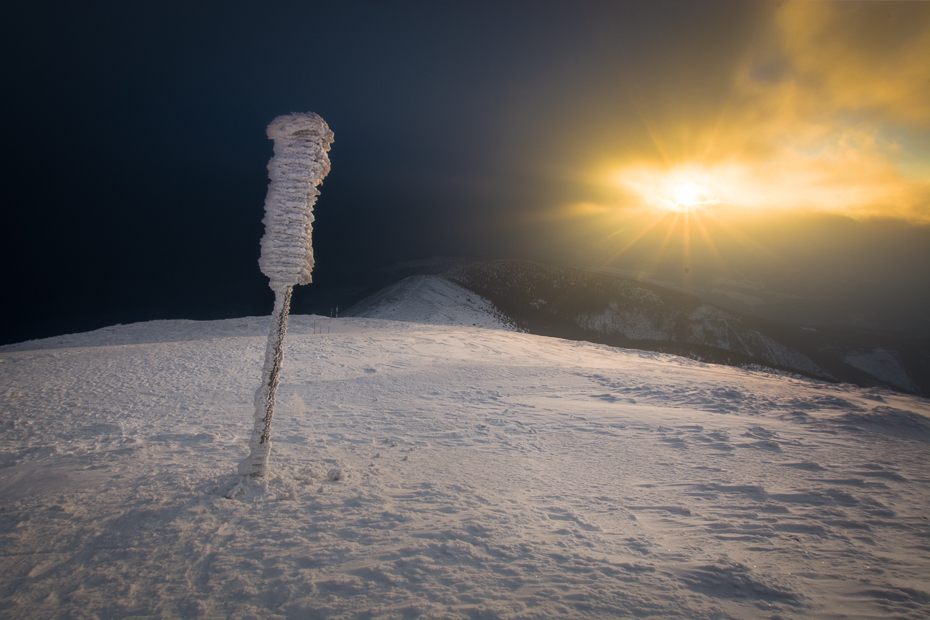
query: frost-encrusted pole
[{"left": 238, "top": 112, "right": 334, "bottom": 478}]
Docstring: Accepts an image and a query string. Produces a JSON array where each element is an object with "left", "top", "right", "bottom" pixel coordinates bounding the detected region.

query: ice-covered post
[{"left": 238, "top": 112, "right": 334, "bottom": 478}]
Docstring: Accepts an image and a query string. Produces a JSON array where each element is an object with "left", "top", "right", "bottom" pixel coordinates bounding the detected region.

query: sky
[{"left": 2, "top": 0, "right": 929, "bottom": 345}]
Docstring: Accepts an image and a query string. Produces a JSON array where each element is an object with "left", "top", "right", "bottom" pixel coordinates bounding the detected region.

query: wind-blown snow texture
[
  {"left": 258, "top": 112, "right": 333, "bottom": 291},
  {"left": 1, "top": 306, "right": 929, "bottom": 617}
]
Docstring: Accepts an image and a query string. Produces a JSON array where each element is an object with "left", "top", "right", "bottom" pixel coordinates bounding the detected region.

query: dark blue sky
[{"left": 2, "top": 1, "right": 928, "bottom": 345}]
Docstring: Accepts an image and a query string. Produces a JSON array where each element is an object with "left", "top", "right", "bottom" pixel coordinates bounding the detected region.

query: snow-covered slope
[
  {"left": 1, "top": 317, "right": 929, "bottom": 619},
  {"left": 345, "top": 275, "right": 520, "bottom": 331},
  {"left": 446, "top": 260, "right": 828, "bottom": 375},
  {"left": 842, "top": 349, "right": 918, "bottom": 394}
]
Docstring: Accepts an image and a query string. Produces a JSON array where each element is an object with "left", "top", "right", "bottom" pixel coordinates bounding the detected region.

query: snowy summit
[
  {"left": 345, "top": 275, "right": 522, "bottom": 331},
  {"left": 1, "top": 282, "right": 929, "bottom": 618}
]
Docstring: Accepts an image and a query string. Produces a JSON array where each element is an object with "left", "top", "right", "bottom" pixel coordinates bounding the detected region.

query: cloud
[
  {"left": 775, "top": 1, "right": 930, "bottom": 127},
  {"left": 614, "top": 1, "right": 930, "bottom": 223}
]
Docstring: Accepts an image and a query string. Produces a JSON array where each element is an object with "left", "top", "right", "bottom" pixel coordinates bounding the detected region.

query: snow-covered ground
[
  {"left": 1, "top": 312, "right": 929, "bottom": 618},
  {"left": 345, "top": 275, "right": 521, "bottom": 331}
]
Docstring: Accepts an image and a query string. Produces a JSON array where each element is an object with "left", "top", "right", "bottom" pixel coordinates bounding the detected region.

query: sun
[
  {"left": 667, "top": 180, "right": 707, "bottom": 211},
  {"left": 652, "top": 173, "right": 720, "bottom": 213},
  {"left": 656, "top": 175, "right": 720, "bottom": 213},
  {"left": 593, "top": 165, "right": 737, "bottom": 287},
  {"left": 614, "top": 165, "right": 723, "bottom": 214}
]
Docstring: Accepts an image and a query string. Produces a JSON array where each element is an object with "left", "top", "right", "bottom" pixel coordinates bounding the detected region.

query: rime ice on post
[{"left": 238, "top": 113, "right": 334, "bottom": 478}]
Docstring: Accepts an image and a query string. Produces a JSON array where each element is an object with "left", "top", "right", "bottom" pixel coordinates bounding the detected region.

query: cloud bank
[{"left": 612, "top": 1, "right": 930, "bottom": 222}]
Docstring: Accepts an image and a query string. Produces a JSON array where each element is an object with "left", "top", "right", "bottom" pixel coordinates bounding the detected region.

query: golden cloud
[
  {"left": 776, "top": 1, "right": 930, "bottom": 127},
  {"left": 612, "top": 1, "right": 930, "bottom": 223}
]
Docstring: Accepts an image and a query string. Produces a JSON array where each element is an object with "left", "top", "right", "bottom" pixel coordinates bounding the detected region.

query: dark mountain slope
[{"left": 445, "top": 259, "right": 927, "bottom": 395}]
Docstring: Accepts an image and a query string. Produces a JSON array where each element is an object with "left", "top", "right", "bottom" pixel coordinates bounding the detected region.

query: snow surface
[
  {"left": 346, "top": 275, "right": 521, "bottom": 331},
  {"left": 2, "top": 315, "right": 930, "bottom": 619}
]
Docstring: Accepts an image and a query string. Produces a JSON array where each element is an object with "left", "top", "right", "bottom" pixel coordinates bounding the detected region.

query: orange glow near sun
[
  {"left": 617, "top": 166, "right": 723, "bottom": 214},
  {"left": 535, "top": 1, "right": 930, "bottom": 294},
  {"left": 595, "top": 2, "right": 930, "bottom": 224}
]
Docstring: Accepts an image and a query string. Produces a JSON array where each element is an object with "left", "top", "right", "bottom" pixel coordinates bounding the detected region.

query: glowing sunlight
[
  {"left": 615, "top": 166, "right": 723, "bottom": 214},
  {"left": 594, "top": 2, "right": 930, "bottom": 224}
]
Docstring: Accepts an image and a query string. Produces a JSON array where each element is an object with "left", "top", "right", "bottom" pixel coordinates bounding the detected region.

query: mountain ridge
[
  {"left": 338, "top": 258, "right": 927, "bottom": 396},
  {"left": 442, "top": 259, "right": 930, "bottom": 395}
]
